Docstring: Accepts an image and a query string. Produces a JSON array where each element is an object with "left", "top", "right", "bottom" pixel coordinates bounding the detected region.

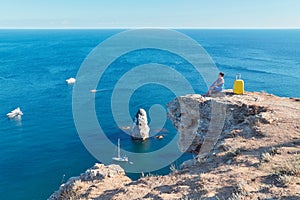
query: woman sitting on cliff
[{"left": 204, "top": 72, "right": 225, "bottom": 97}]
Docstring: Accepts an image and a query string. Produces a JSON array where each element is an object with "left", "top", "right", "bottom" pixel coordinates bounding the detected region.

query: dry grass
[
  {"left": 60, "top": 189, "right": 78, "bottom": 200},
  {"left": 261, "top": 152, "right": 273, "bottom": 163},
  {"left": 278, "top": 175, "right": 294, "bottom": 187},
  {"left": 170, "top": 163, "right": 178, "bottom": 173},
  {"left": 272, "top": 154, "right": 300, "bottom": 177},
  {"left": 235, "top": 182, "right": 249, "bottom": 196},
  {"left": 223, "top": 147, "right": 246, "bottom": 163},
  {"left": 228, "top": 192, "right": 243, "bottom": 200}
]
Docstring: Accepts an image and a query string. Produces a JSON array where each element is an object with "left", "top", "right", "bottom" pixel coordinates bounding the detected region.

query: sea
[{"left": 0, "top": 29, "right": 299, "bottom": 200}]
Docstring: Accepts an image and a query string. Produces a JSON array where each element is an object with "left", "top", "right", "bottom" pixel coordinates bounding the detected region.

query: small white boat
[
  {"left": 66, "top": 77, "right": 76, "bottom": 84},
  {"left": 90, "top": 89, "right": 97, "bottom": 93},
  {"left": 7, "top": 107, "right": 23, "bottom": 119},
  {"left": 112, "top": 138, "right": 128, "bottom": 162}
]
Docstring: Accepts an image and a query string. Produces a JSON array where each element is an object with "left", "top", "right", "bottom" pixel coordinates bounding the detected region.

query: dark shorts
[{"left": 211, "top": 87, "right": 222, "bottom": 93}]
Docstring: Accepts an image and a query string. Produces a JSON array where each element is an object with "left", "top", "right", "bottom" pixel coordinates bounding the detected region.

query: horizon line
[{"left": 0, "top": 26, "right": 300, "bottom": 30}]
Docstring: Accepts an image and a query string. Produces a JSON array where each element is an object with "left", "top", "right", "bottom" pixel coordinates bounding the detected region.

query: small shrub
[
  {"left": 60, "top": 189, "right": 77, "bottom": 200},
  {"left": 224, "top": 148, "right": 245, "bottom": 162},
  {"left": 235, "top": 182, "right": 249, "bottom": 196},
  {"left": 261, "top": 152, "right": 272, "bottom": 163},
  {"left": 170, "top": 163, "right": 178, "bottom": 173},
  {"left": 272, "top": 154, "right": 300, "bottom": 177},
  {"left": 278, "top": 175, "right": 293, "bottom": 187},
  {"left": 228, "top": 192, "right": 243, "bottom": 200}
]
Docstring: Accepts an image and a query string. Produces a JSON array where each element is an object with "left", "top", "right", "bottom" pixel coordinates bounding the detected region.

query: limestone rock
[
  {"left": 167, "top": 91, "right": 273, "bottom": 155},
  {"left": 48, "top": 164, "right": 130, "bottom": 200},
  {"left": 180, "top": 159, "right": 196, "bottom": 169},
  {"left": 257, "top": 112, "right": 276, "bottom": 124},
  {"left": 80, "top": 164, "right": 125, "bottom": 181},
  {"left": 131, "top": 108, "right": 150, "bottom": 140}
]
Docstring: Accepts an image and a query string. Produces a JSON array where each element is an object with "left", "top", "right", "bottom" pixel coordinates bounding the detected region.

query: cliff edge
[{"left": 49, "top": 91, "right": 300, "bottom": 199}]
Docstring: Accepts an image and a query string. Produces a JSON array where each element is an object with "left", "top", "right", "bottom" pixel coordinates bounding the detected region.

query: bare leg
[
  {"left": 208, "top": 90, "right": 212, "bottom": 96},
  {"left": 204, "top": 89, "right": 212, "bottom": 97}
]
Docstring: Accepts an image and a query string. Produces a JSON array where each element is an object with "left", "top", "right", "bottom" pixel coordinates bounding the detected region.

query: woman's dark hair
[{"left": 219, "top": 72, "right": 225, "bottom": 77}]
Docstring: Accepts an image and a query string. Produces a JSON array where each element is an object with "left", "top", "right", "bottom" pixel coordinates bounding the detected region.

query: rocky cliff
[
  {"left": 49, "top": 91, "right": 300, "bottom": 199},
  {"left": 167, "top": 91, "right": 274, "bottom": 157}
]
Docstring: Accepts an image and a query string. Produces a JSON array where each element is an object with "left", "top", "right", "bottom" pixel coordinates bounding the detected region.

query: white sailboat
[
  {"left": 66, "top": 77, "right": 76, "bottom": 84},
  {"left": 112, "top": 138, "right": 128, "bottom": 162}
]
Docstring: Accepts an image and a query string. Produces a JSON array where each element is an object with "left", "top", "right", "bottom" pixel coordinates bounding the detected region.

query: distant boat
[
  {"left": 66, "top": 77, "right": 76, "bottom": 84},
  {"left": 7, "top": 107, "right": 23, "bottom": 119},
  {"left": 112, "top": 138, "right": 128, "bottom": 162}
]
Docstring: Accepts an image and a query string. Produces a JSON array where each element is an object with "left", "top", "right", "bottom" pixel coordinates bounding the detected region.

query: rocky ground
[{"left": 49, "top": 91, "right": 300, "bottom": 200}]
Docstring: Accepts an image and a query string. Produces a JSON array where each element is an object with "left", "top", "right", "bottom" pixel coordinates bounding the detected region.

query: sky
[{"left": 0, "top": 0, "right": 299, "bottom": 28}]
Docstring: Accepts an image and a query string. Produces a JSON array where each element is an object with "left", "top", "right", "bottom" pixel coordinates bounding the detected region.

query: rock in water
[{"left": 131, "top": 108, "right": 150, "bottom": 140}]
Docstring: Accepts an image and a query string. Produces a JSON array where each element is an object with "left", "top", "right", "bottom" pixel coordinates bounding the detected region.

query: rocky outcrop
[
  {"left": 48, "top": 164, "right": 131, "bottom": 200},
  {"left": 167, "top": 91, "right": 275, "bottom": 156},
  {"left": 131, "top": 108, "right": 150, "bottom": 140}
]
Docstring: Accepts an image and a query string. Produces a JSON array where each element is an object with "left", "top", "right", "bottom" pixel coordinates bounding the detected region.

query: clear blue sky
[{"left": 0, "top": 0, "right": 299, "bottom": 28}]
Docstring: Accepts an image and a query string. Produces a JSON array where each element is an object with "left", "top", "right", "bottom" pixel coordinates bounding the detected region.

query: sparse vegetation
[
  {"left": 278, "top": 175, "right": 294, "bottom": 187},
  {"left": 261, "top": 152, "right": 273, "bottom": 162},
  {"left": 224, "top": 147, "right": 246, "bottom": 162},
  {"left": 59, "top": 188, "right": 78, "bottom": 200},
  {"left": 235, "top": 182, "right": 249, "bottom": 196},
  {"left": 170, "top": 163, "right": 178, "bottom": 173},
  {"left": 272, "top": 154, "right": 300, "bottom": 176},
  {"left": 181, "top": 187, "right": 207, "bottom": 200},
  {"left": 228, "top": 192, "right": 243, "bottom": 200}
]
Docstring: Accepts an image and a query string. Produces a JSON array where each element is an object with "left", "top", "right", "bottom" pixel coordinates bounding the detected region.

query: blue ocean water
[{"left": 0, "top": 29, "right": 299, "bottom": 200}]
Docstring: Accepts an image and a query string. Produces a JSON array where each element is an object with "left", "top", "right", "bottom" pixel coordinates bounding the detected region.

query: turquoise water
[{"left": 0, "top": 29, "right": 299, "bottom": 200}]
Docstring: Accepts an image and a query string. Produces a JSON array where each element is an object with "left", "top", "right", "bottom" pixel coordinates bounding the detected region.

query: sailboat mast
[{"left": 118, "top": 138, "right": 120, "bottom": 158}]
